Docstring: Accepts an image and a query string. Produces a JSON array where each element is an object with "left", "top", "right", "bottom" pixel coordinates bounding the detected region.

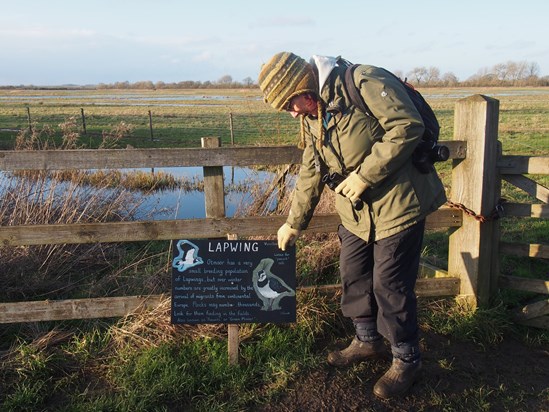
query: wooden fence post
[
  {"left": 201, "top": 137, "right": 240, "bottom": 364},
  {"left": 229, "top": 112, "right": 235, "bottom": 145},
  {"left": 201, "top": 137, "right": 225, "bottom": 218},
  {"left": 26, "top": 107, "right": 32, "bottom": 133},
  {"left": 148, "top": 110, "right": 154, "bottom": 142},
  {"left": 226, "top": 234, "right": 239, "bottom": 365},
  {"left": 80, "top": 108, "right": 87, "bottom": 135},
  {"left": 448, "top": 95, "right": 501, "bottom": 308}
]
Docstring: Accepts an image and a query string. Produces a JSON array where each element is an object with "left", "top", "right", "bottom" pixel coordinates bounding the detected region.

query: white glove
[
  {"left": 277, "top": 223, "right": 301, "bottom": 251},
  {"left": 335, "top": 171, "right": 368, "bottom": 205}
]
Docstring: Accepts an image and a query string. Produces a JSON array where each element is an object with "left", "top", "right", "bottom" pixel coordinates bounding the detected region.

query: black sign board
[{"left": 171, "top": 239, "right": 296, "bottom": 324}]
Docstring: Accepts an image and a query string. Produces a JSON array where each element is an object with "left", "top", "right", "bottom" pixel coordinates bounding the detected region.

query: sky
[{"left": 1, "top": 0, "right": 548, "bottom": 86}]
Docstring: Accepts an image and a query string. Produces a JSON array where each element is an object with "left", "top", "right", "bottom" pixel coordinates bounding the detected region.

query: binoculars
[
  {"left": 322, "top": 172, "right": 364, "bottom": 210},
  {"left": 413, "top": 143, "right": 450, "bottom": 174}
]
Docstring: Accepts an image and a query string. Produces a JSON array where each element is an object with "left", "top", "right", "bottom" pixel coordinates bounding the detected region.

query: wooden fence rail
[{"left": 1, "top": 94, "right": 547, "bottom": 330}]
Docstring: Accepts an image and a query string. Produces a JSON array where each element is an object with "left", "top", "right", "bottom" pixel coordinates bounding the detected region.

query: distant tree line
[
  {"left": 94, "top": 60, "right": 548, "bottom": 90},
  {"left": 1, "top": 60, "right": 547, "bottom": 90},
  {"left": 396, "top": 60, "right": 547, "bottom": 87},
  {"left": 95, "top": 75, "right": 256, "bottom": 90}
]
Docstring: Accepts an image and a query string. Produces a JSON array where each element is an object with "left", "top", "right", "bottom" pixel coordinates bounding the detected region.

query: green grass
[
  {"left": 0, "top": 87, "right": 548, "bottom": 411},
  {"left": 0, "top": 292, "right": 329, "bottom": 411},
  {"left": 0, "top": 89, "right": 299, "bottom": 149}
]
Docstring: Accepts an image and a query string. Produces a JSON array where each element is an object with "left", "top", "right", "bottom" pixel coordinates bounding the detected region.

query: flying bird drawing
[
  {"left": 172, "top": 240, "right": 204, "bottom": 272},
  {"left": 252, "top": 258, "right": 295, "bottom": 311}
]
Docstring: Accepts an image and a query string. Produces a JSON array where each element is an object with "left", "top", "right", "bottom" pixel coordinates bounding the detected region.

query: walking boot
[
  {"left": 373, "top": 357, "right": 422, "bottom": 399},
  {"left": 327, "top": 337, "right": 385, "bottom": 367}
]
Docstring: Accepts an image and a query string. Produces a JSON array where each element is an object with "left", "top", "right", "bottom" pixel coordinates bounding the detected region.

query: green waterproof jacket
[{"left": 286, "top": 60, "right": 447, "bottom": 242}]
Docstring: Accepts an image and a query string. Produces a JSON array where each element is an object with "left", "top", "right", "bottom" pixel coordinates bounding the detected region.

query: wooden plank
[
  {"left": 500, "top": 242, "right": 549, "bottom": 259},
  {"left": 304, "top": 278, "right": 459, "bottom": 298},
  {"left": 503, "top": 203, "right": 548, "bottom": 218},
  {"left": 441, "top": 140, "right": 467, "bottom": 160},
  {"left": 0, "top": 209, "right": 456, "bottom": 247},
  {"left": 426, "top": 207, "right": 462, "bottom": 229},
  {"left": 0, "top": 146, "right": 303, "bottom": 171},
  {"left": 498, "top": 155, "right": 549, "bottom": 175},
  {"left": 0, "top": 295, "right": 166, "bottom": 323},
  {"left": 419, "top": 261, "right": 450, "bottom": 278},
  {"left": 499, "top": 275, "right": 549, "bottom": 294},
  {"left": 415, "top": 278, "right": 460, "bottom": 297},
  {"left": 0, "top": 216, "right": 305, "bottom": 246},
  {"left": 0, "top": 141, "right": 463, "bottom": 172},
  {"left": 514, "top": 299, "right": 549, "bottom": 321},
  {"left": 0, "top": 278, "right": 460, "bottom": 324},
  {"left": 502, "top": 175, "right": 549, "bottom": 203}
]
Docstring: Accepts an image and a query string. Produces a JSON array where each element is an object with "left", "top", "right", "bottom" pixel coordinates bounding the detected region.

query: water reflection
[
  {"left": 137, "top": 166, "right": 274, "bottom": 220},
  {"left": 0, "top": 166, "right": 286, "bottom": 221}
]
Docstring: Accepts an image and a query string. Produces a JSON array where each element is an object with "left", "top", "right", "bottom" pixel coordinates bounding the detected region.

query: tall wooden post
[
  {"left": 448, "top": 95, "right": 501, "bottom": 308},
  {"left": 201, "top": 137, "right": 239, "bottom": 364}
]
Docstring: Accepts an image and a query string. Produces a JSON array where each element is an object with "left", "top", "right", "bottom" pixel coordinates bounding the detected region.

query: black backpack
[{"left": 342, "top": 63, "right": 449, "bottom": 173}]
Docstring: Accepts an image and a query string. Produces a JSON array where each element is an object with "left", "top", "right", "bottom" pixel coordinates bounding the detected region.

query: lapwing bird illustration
[
  {"left": 252, "top": 258, "right": 295, "bottom": 311},
  {"left": 172, "top": 240, "right": 203, "bottom": 272}
]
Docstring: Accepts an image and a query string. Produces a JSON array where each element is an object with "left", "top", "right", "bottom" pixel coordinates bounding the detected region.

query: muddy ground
[{"left": 259, "top": 328, "right": 549, "bottom": 412}]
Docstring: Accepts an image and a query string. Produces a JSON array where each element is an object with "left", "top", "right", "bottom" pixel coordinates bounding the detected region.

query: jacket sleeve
[
  {"left": 353, "top": 65, "right": 425, "bottom": 187},
  {"left": 286, "top": 136, "right": 324, "bottom": 230}
]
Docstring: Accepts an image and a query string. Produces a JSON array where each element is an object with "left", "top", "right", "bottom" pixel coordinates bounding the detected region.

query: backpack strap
[{"left": 343, "top": 64, "right": 374, "bottom": 118}]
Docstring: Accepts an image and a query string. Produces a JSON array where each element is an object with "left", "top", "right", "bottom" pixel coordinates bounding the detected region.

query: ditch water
[
  {"left": 0, "top": 166, "right": 284, "bottom": 221},
  {"left": 0, "top": 93, "right": 261, "bottom": 107},
  {"left": 133, "top": 166, "right": 282, "bottom": 220}
]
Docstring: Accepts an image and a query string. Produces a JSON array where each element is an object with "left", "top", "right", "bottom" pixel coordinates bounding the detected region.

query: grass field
[
  {"left": 1, "top": 87, "right": 548, "bottom": 152},
  {"left": 0, "top": 87, "right": 548, "bottom": 411}
]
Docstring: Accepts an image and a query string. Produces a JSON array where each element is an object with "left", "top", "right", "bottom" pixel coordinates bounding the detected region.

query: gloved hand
[
  {"left": 335, "top": 171, "right": 368, "bottom": 205},
  {"left": 277, "top": 223, "right": 301, "bottom": 251}
]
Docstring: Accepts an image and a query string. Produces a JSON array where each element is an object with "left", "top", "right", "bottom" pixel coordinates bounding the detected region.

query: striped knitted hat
[{"left": 258, "top": 52, "right": 317, "bottom": 111}]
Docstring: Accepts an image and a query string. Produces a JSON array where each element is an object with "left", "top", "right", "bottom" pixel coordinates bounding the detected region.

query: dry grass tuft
[
  {"left": 110, "top": 295, "right": 261, "bottom": 350},
  {"left": 108, "top": 287, "right": 341, "bottom": 352}
]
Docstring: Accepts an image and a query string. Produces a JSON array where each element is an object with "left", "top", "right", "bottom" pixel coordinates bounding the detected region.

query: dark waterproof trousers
[{"left": 338, "top": 220, "right": 425, "bottom": 347}]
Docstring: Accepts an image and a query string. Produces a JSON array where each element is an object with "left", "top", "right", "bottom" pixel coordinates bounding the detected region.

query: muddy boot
[
  {"left": 327, "top": 337, "right": 385, "bottom": 367},
  {"left": 373, "top": 357, "right": 422, "bottom": 399},
  {"left": 328, "top": 319, "right": 385, "bottom": 367}
]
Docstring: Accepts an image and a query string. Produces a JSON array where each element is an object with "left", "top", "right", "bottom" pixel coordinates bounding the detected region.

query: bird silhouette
[
  {"left": 172, "top": 240, "right": 203, "bottom": 272},
  {"left": 252, "top": 258, "right": 295, "bottom": 311}
]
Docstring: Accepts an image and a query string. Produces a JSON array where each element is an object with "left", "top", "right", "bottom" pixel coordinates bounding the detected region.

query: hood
[{"left": 309, "top": 55, "right": 339, "bottom": 93}]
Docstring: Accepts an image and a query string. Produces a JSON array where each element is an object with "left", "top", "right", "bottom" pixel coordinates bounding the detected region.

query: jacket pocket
[
  {"left": 335, "top": 193, "right": 372, "bottom": 239},
  {"left": 370, "top": 173, "right": 422, "bottom": 227}
]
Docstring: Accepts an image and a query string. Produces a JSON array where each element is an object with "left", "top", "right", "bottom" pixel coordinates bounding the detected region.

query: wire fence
[
  {"left": 1, "top": 89, "right": 547, "bottom": 155},
  {"left": 0, "top": 93, "right": 301, "bottom": 148}
]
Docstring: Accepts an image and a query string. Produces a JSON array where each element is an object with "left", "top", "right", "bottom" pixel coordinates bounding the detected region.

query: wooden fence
[{"left": 0, "top": 94, "right": 547, "bottom": 330}]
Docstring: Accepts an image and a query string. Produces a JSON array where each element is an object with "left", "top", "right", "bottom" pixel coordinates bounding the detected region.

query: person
[{"left": 258, "top": 52, "right": 447, "bottom": 399}]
